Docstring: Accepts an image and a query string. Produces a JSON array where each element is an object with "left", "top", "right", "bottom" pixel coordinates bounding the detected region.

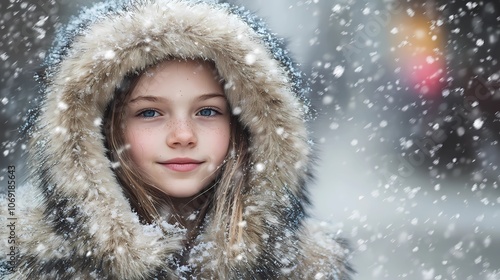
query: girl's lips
[
  {"left": 160, "top": 158, "right": 203, "bottom": 172},
  {"left": 162, "top": 163, "right": 201, "bottom": 172}
]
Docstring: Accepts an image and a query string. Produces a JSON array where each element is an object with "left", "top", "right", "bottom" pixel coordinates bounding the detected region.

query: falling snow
[
  {"left": 254, "top": 162, "right": 265, "bottom": 172},
  {"left": 332, "top": 65, "right": 345, "bottom": 78},
  {"left": 473, "top": 118, "right": 484, "bottom": 130},
  {"left": 322, "top": 95, "right": 333, "bottom": 105},
  {"left": 0, "top": 0, "right": 499, "bottom": 279}
]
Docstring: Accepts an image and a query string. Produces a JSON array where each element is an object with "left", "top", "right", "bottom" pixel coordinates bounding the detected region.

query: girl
[{"left": 1, "top": 0, "right": 352, "bottom": 278}]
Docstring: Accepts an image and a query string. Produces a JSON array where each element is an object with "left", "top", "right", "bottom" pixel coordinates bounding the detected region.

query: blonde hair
[
  {"left": 103, "top": 72, "right": 163, "bottom": 223},
  {"left": 103, "top": 59, "right": 250, "bottom": 247}
]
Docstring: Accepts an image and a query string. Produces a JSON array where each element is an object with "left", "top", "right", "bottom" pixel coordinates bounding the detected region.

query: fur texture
[{"left": 1, "top": 0, "right": 353, "bottom": 278}]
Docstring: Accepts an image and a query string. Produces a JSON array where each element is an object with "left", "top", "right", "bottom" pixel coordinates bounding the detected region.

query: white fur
[{"left": 0, "top": 1, "right": 351, "bottom": 278}]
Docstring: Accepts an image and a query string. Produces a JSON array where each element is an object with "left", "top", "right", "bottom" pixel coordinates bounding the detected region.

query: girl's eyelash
[
  {"left": 197, "top": 107, "right": 222, "bottom": 117},
  {"left": 137, "top": 108, "right": 160, "bottom": 118},
  {"left": 135, "top": 107, "right": 222, "bottom": 118}
]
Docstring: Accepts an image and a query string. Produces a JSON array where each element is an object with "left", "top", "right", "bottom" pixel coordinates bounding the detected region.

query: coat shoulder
[
  {"left": 296, "top": 219, "right": 355, "bottom": 279},
  {"left": 0, "top": 184, "right": 44, "bottom": 277}
]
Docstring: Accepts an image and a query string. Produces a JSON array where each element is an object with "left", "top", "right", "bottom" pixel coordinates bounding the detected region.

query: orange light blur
[{"left": 390, "top": 14, "right": 446, "bottom": 96}]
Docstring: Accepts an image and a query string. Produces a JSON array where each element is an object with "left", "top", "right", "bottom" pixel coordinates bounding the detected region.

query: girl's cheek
[
  {"left": 125, "top": 125, "right": 146, "bottom": 149},
  {"left": 129, "top": 128, "right": 151, "bottom": 145}
]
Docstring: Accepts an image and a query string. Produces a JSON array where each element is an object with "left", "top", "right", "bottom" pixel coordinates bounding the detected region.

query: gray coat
[{"left": 0, "top": 0, "right": 353, "bottom": 278}]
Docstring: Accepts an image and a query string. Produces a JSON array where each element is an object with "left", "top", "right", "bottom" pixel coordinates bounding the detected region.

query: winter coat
[{"left": 0, "top": 0, "right": 353, "bottom": 279}]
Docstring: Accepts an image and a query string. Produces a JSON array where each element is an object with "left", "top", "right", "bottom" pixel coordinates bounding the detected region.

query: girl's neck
[{"left": 164, "top": 192, "right": 211, "bottom": 232}]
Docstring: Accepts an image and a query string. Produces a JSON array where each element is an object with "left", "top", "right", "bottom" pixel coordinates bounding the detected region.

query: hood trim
[{"left": 29, "top": 0, "right": 315, "bottom": 277}]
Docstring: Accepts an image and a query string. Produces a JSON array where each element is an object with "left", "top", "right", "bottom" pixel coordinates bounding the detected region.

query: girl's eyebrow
[
  {"left": 197, "top": 92, "right": 226, "bottom": 101},
  {"left": 128, "top": 92, "right": 226, "bottom": 104},
  {"left": 128, "top": 95, "right": 166, "bottom": 104}
]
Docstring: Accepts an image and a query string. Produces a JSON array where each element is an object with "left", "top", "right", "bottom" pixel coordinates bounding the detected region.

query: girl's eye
[
  {"left": 197, "top": 108, "right": 219, "bottom": 117},
  {"left": 139, "top": 109, "right": 160, "bottom": 118}
]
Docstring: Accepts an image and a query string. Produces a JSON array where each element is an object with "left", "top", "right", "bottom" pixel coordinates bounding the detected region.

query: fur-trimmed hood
[{"left": 1, "top": 0, "right": 352, "bottom": 278}]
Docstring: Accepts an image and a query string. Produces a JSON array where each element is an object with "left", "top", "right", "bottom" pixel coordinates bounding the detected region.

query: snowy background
[{"left": 1, "top": 0, "right": 499, "bottom": 279}]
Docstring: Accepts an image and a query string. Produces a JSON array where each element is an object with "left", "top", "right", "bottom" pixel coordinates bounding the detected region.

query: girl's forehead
[
  {"left": 133, "top": 60, "right": 218, "bottom": 90},
  {"left": 129, "top": 59, "right": 224, "bottom": 99},
  {"left": 145, "top": 59, "right": 215, "bottom": 76}
]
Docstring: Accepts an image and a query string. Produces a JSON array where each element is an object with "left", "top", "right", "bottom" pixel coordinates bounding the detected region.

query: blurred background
[{"left": 1, "top": 0, "right": 499, "bottom": 279}]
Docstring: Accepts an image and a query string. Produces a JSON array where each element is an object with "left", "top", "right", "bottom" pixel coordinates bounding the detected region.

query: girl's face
[{"left": 124, "top": 60, "right": 230, "bottom": 198}]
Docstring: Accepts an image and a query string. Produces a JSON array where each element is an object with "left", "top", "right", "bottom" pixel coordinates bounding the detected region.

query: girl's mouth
[{"left": 160, "top": 158, "right": 203, "bottom": 172}]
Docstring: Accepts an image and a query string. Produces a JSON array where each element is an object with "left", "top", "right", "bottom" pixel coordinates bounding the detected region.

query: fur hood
[{"left": 1, "top": 0, "right": 352, "bottom": 278}]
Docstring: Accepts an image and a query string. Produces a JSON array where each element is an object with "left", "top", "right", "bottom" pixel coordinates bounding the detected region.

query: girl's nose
[{"left": 167, "top": 119, "right": 197, "bottom": 148}]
